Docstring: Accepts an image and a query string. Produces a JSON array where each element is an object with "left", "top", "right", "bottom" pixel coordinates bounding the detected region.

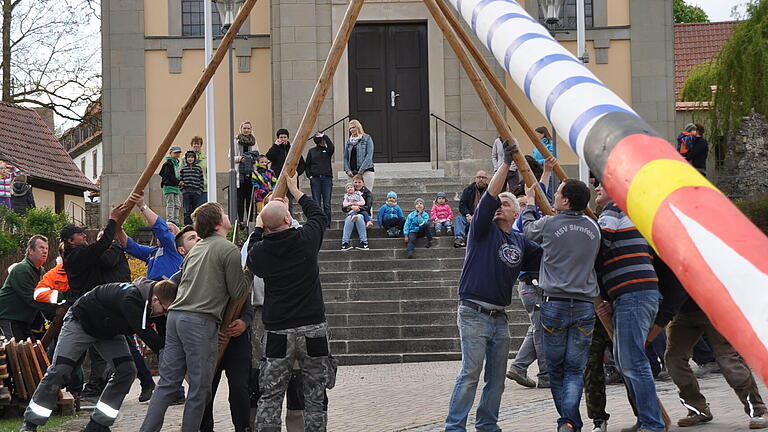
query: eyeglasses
[{"left": 476, "top": 176, "right": 488, "bottom": 179}]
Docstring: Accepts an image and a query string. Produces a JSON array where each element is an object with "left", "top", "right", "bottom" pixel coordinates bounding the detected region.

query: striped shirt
[
  {"left": 0, "top": 166, "right": 21, "bottom": 198},
  {"left": 596, "top": 202, "right": 658, "bottom": 299},
  {"left": 180, "top": 164, "right": 204, "bottom": 193}
]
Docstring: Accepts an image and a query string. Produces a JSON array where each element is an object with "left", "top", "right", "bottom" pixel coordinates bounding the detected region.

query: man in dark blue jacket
[
  {"left": 21, "top": 278, "right": 177, "bottom": 432},
  {"left": 445, "top": 142, "right": 542, "bottom": 432}
]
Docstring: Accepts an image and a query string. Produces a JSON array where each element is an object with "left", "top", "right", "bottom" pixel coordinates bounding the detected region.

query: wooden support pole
[
  {"left": 271, "top": 0, "right": 366, "bottom": 198},
  {"left": 115, "top": 0, "right": 260, "bottom": 223},
  {"left": 432, "top": 0, "right": 596, "bottom": 219},
  {"left": 217, "top": 0, "right": 366, "bottom": 364},
  {"left": 423, "top": 0, "right": 553, "bottom": 214}
]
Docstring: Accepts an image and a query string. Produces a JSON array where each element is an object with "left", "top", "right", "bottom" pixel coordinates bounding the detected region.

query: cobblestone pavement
[{"left": 96, "top": 361, "right": 766, "bottom": 431}]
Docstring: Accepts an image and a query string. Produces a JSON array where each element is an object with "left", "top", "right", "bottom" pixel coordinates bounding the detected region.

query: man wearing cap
[
  {"left": 160, "top": 146, "right": 183, "bottom": 225},
  {"left": 305, "top": 132, "right": 335, "bottom": 228},
  {"left": 445, "top": 141, "right": 542, "bottom": 431},
  {"left": 0, "top": 235, "right": 54, "bottom": 340},
  {"left": 20, "top": 278, "right": 177, "bottom": 432}
]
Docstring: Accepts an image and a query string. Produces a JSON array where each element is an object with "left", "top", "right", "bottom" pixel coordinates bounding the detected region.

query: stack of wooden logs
[{"left": 0, "top": 336, "right": 74, "bottom": 415}]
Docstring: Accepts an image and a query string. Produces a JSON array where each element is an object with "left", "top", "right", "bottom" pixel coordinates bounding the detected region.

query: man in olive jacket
[{"left": 0, "top": 235, "right": 54, "bottom": 340}]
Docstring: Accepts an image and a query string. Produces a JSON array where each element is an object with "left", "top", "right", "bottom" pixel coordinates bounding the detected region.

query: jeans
[
  {"left": 510, "top": 282, "right": 547, "bottom": 379},
  {"left": 341, "top": 213, "right": 367, "bottom": 244},
  {"left": 541, "top": 299, "right": 595, "bottom": 431},
  {"left": 182, "top": 191, "right": 204, "bottom": 225},
  {"left": 406, "top": 225, "right": 432, "bottom": 253},
  {"left": 434, "top": 220, "right": 453, "bottom": 233},
  {"left": 309, "top": 176, "right": 333, "bottom": 228},
  {"left": 445, "top": 306, "right": 510, "bottom": 432},
  {"left": 347, "top": 211, "right": 371, "bottom": 223},
  {"left": 645, "top": 331, "right": 666, "bottom": 378},
  {"left": 454, "top": 215, "right": 469, "bottom": 239},
  {"left": 381, "top": 217, "right": 403, "bottom": 231},
  {"left": 237, "top": 183, "right": 254, "bottom": 223},
  {"left": 612, "top": 290, "right": 665, "bottom": 431},
  {"left": 164, "top": 193, "right": 181, "bottom": 225}
]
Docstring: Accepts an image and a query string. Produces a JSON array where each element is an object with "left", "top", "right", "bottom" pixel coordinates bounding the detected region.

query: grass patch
[{"left": 0, "top": 411, "right": 83, "bottom": 432}]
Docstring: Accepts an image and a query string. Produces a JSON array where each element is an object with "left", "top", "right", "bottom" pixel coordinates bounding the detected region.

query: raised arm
[
  {"left": 128, "top": 191, "right": 159, "bottom": 227},
  {"left": 487, "top": 139, "right": 518, "bottom": 198}
]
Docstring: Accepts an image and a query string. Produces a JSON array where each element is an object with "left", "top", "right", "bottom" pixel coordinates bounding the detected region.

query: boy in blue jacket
[
  {"left": 377, "top": 191, "right": 404, "bottom": 238},
  {"left": 403, "top": 198, "right": 432, "bottom": 258}
]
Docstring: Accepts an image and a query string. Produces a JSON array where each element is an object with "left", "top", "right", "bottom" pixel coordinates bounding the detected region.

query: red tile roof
[
  {"left": 0, "top": 102, "right": 96, "bottom": 191},
  {"left": 674, "top": 20, "right": 740, "bottom": 101}
]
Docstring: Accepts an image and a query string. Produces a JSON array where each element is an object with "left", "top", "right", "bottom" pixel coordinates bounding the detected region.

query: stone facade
[{"left": 717, "top": 113, "right": 768, "bottom": 199}]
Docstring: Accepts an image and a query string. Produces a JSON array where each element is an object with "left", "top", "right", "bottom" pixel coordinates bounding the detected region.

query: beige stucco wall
[
  {"left": 144, "top": 48, "right": 273, "bottom": 172},
  {"left": 144, "top": 0, "right": 270, "bottom": 36},
  {"left": 608, "top": 0, "right": 630, "bottom": 26},
  {"left": 33, "top": 188, "right": 55, "bottom": 210},
  {"left": 504, "top": 39, "right": 632, "bottom": 165}
]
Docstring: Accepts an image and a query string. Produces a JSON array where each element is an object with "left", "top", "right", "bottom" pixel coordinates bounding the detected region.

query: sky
[{"left": 688, "top": 0, "right": 749, "bottom": 22}]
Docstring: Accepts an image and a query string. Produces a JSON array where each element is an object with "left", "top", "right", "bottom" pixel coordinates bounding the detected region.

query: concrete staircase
[{"left": 296, "top": 174, "right": 528, "bottom": 365}]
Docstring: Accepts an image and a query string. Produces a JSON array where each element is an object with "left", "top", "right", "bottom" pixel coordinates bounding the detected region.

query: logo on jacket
[{"left": 498, "top": 244, "right": 522, "bottom": 268}]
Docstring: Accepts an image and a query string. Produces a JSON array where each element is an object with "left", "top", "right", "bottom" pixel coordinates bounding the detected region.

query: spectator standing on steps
[
  {"left": 491, "top": 137, "right": 520, "bottom": 192},
  {"left": 247, "top": 173, "right": 333, "bottom": 432},
  {"left": 190, "top": 136, "right": 208, "bottom": 202},
  {"left": 454, "top": 170, "right": 488, "bottom": 248},
  {"left": 10, "top": 174, "right": 35, "bottom": 215},
  {"left": 180, "top": 151, "right": 204, "bottom": 225},
  {"left": 445, "top": 141, "right": 542, "bottom": 432},
  {"left": 266, "top": 128, "right": 305, "bottom": 180},
  {"left": 522, "top": 178, "right": 600, "bottom": 432},
  {"left": 159, "top": 146, "right": 183, "bottom": 225},
  {"left": 305, "top": 132, "right": 335, "bottom": 229},
  {"left": 233, "top": 121, "right": 257, "bottom": 223},
  {"left": 343, "top": 119, "right": 375, "bottom": 191}
]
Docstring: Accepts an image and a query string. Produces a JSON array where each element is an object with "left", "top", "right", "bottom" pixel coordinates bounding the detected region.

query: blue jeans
[
  {"left": 446, "top": 306, "right": 510, "bottom": 432},
  {"left": 434, "top": 220, "right": 453, "bottom": 232},
  {"left": 342, "top": 213, "right": 367, "bottom": 244},
  {"left": 310, "top": 176, "right": 333, "bottom": 228},
  {"left": 541, "top": 299, "right": 595, "bottom": 431},
  {"left": 183, "top": 191, "right": 204, "bottom": 225},
  {"left": 612, "top": 290, "right": 665, "bottom": 431},
  {"left": 454, "top": 214, "right": 469, "bottom": 239},
  {"left": 406, "top": 225, "right": 433, "bottom": 253}
]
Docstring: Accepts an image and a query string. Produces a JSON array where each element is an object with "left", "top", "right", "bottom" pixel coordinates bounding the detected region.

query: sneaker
[
  {"left": 677, "top": 407, "right": 713, "bottom": 427},
  {"left": 139, "top": 382, "right": 155, "bottom": 403},
  {"left": 605, "top": 370, "right": 624, "bottom": 385},
  {"left": 407, "top": 251, "right": 414, "bottom": 259},
  {"left": 425, "top": 241, "right": 432, "bottom": 248},
  {"left": 366, "top": 221, "right": 373, "bottom": 228},
  {"left": 170, "top": 393, "right": 186, "bottom": 406},
  {"left": 358, "top": 241, "right": 369, "bottom": 250},
  {"left": 505, "top": 368, "right": 536, "bottom": 388},
  {"left": 447, "top": 228, "right": 453, "bottom": 236},
  {"left": 454, "top": 237, "right": 466, "bottom": 248},
  {"left": 20, "top": 421, "right": 38, "bottom": 432},
  {"left": 386, "top": 228, "right": 396, "bottom": 238},
  {"left": 83, "top": 420, "right": 111, "bottom": 432},
  {"left": 750, "top": 415, "right": 768, "bottom": 429},
  {"left": 537, "top": 378, "right": 550, "bottom": 388},
  {"left": 558, "top": 423, "right": 576, "bottom": 432},
  {"left": 341, "top": 242, "right": 352, "bottom": 251},
  {"left": 591, "top": 420, "right": 608, "bottom": 432}
]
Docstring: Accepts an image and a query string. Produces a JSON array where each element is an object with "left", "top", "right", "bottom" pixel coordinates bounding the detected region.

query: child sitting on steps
[
  {"left": 403, "top": 198, "right": 433, "bottom": 259},
  {"left": 377, "top": 191, "right": 404, "bottom": 238},
  {"left": 430, "top": 191, "right": 454, "bottom": 236},
  {"left": 343, "top": 182, "right": 372, "bottom": 227}
]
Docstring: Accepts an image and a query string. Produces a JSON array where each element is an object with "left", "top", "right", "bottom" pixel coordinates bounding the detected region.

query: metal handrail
[
  {"left": 70, "top": 201, "right": 86, "bottom": 226},
  {"left": 309, "top": 114, "right": 351, "bottom": 140},
  {"left": 430, "top": 113, "right": 492, "bottom": 149}
]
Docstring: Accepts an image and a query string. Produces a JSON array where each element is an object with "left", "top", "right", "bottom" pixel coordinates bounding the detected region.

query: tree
[
  {"left": 674, "top": 0, "right": 709, "bottom": 23},
  {"left": 1, "top": 0, "right": 100, "bottom": 124}
]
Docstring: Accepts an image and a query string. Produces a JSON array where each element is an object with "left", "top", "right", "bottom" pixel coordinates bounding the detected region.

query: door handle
[{"left": 390, "top": 91, "right": 400, "bottom": 107}]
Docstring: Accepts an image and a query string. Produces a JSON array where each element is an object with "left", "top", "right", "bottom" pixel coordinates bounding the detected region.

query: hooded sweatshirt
[
  {"left": 247, "top": 195, "right": 326, "bottom": 330},
  {"left": 10, "top": 181, "right": 35, "bottom": 214},
  {"left": 159, "top": 156, "right": 181, "bottom": 194},
  {"left": 180, "top": 151, "right": 204, "bottom": 193},
  {"left": 71, "top": 279, "right": 164, "bottom": 353}
]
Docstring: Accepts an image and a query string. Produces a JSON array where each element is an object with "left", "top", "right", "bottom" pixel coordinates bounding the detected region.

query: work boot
[
  {"left": 505, "top": 368, "right": 536, "bottom": 388},
  {"left": 750, "top": 415, "right": 768, "bottom": 429},
  {"left": 591, "top": 420, "right": 608, "bottom": 432},
  {"left": 537, "top": 378, "right": 550, "bottom": 388},
  {"left": 19, "top": 421, "right": 37, "bottom": 432},
  {"left": 83, "top": 419, "right": 111, "bottom": 432},
  {"left": 139, "top": 382, "right": 155, "bottom": 403},
  {"left": 677, "top": 406, "right": 713, "bottom": 427}
]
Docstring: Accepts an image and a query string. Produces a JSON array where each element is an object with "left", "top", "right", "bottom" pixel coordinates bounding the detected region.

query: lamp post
[{"left": 213, "top": 0, "right": 244, "bottom": 223}]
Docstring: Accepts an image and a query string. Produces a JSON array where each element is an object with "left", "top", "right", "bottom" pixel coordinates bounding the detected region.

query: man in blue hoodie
[{"left": 445, "top": 141, "right": 542, "bottom": 432}]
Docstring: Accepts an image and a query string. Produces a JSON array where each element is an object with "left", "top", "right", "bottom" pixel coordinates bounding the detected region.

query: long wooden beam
[
  {"left": 116, "top": 0, "right": 260, "bottom": 223},
  {"left": 433, "top": 0, "right": 595, "bottom": 219},
  {"left": 423, "top": 0, "right": 553, "bottom": 214},
  {"left": 271, "top": 0, "right": 366, "bottom": 198}
]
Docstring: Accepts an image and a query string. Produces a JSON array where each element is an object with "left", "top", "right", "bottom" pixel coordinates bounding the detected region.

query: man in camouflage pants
[{"left": 247, "top": 174, "right": 331, "bottom": 432}]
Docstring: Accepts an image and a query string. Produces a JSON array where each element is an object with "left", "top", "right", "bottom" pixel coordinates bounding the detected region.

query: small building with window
[
  {"left": 101, "top": 0, "right": 675, "bottom": 211},
  {"left": 59, "top": 101, "right": 103, "bottom": 203}
]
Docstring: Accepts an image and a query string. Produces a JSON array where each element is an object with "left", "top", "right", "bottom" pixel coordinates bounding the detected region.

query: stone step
[
  {"left": 329, "top": 323, "right": 529, "bottom": 341},
  {"left": 322, "top": 226, "right": 458, "bottom": 240},
  {"left": 326, "top": 298, "right": 461, "bottom": 315},
  {"left": 329, "top": 336, "right": 524, "bottom": 356},
  {"left": 319, "top": 247, "right": 465, "bottom": 260},
  {"left": 327, "top": 309, "right": 526, "bottom": 327},
  {"left": 320, "top": 257, "right": 464, "bottom": 273},
  {"left": 333, "top": 350, "right": 521, "bottom": 365},
  {"left": 321, "top": 279, "right": 458, "bottom": 290},
  {"left": 320, "top": 268, "right": 463, "bottom": 284},
  {"left": 324, "top": 286, "right": 457, "bottom": 302},
  {"left": 321, "top": 235, "right": 457, "bottom": 250}
]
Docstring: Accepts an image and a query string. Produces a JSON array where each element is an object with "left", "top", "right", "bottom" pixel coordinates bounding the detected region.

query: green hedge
[
  {"left": 735, "top": 193, "right": 768, "bottom": 235},
  {"left": 0, "top": 206, "right": 69, "bottom": 258}
]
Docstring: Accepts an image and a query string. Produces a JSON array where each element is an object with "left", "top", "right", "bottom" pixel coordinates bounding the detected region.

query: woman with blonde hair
[
  {"left": 232, "top": 121, "right": 257, "bottom": 223},
  {"left": 343, "top": 119, "right": 376, "bottom": 191}
]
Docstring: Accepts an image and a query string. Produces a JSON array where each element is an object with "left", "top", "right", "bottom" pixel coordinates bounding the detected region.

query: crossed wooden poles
[{"left": 103, "top": 0, "right": 584, "bottom": 362}]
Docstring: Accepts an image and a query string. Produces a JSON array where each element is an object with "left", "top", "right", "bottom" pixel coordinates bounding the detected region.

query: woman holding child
[
  {"left": 343, "top": 120, "right": 375, "bottom": 191},
  {"left": 340, "top": 174, "right": 373, "bottom": 251}
]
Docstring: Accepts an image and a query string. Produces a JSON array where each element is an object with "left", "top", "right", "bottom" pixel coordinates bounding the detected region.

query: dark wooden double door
[{"left": 348, "top": 23, "right": 430, "bottom": 163}]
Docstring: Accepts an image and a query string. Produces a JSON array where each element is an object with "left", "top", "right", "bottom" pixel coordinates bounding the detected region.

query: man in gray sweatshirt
[{"left": 522, "top": 179, "right": 600, "bottom": 432}]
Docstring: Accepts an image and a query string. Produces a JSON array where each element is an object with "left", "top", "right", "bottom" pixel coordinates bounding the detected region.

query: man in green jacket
[
  {"left": 140, "top": 201, "right": 250, "bottom": 432},
  {"left": 0, "top": 235, "right": 54, "bottom": 340}
]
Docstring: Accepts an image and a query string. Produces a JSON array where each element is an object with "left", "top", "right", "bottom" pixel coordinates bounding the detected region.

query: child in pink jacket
[{"left": 430, "top": 191, "right": 454, "bottom": 235}]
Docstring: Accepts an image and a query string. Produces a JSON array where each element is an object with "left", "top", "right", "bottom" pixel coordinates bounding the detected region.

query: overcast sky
[{"left": 688, "top": 0, "right": 749, "bottom": 21}]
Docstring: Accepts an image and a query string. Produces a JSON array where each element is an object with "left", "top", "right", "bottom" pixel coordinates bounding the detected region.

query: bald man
[{"left": 247, "top": 174, "right": 332, "bottom": 432}]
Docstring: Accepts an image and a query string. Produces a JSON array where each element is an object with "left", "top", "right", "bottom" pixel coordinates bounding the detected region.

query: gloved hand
[{"left": 503, "top": 138, "right": 519, "bottom": 165}]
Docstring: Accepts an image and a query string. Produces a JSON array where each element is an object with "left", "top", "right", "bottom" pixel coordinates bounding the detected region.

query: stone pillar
[{"left": 101, "top": 0, "right": 146, "bottom": 223}]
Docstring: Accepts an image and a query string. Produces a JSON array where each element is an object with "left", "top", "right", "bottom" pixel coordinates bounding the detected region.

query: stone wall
[
  {"left": 85, "top": 202, "right": 101, "bottom": 229},
  {"left": 716, "top": 112, "right": 768, "bottom": 199}
]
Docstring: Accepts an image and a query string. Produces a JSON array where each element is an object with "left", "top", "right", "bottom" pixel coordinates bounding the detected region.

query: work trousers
[
  {"left": 665, "top": 309, "right": 766, "bottom": 417},
  {"left": 200, "top": 331, "right": 253, "bottom": 432}
]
